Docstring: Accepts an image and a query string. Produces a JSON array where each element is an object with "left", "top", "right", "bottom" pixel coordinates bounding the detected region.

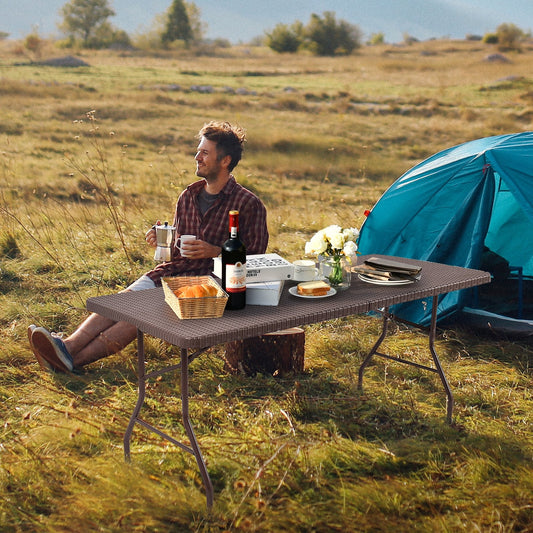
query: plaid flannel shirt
[{"left": 146, "top": 176, "right": 268, "bottom": 285}]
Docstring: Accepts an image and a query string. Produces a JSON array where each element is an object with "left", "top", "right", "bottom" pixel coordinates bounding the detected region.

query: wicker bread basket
[{"left": 162, "top": 275, "right": 228, "bottom": 319}]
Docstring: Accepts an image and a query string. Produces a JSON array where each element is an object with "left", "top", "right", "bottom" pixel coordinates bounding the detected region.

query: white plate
[
  {"left": 289, "top": 286, "right": 337, "bottom": 299},
  {"left": 358, "top": 273, "right": 420, "bottom": 286}
]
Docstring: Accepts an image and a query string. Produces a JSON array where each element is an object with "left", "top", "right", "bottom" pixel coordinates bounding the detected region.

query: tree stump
[{"left": 224, "top": 327, "right": 305, "bottom": 376}]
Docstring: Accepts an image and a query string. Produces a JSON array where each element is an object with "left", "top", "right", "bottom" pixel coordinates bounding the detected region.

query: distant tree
[
  {"left": 265, "top": 22, "right": 303, "bottom": 53},
  {"left": 24, "top": 32, "right": 44, "bottom": 59},
  {"left": 109, "top": 29, "right": 132, "bottom": 49},
  {"left": 162, "top": 0, "right": 193, "bottom": 47},
  {"left": 266, "top": 12, "right": 361, "bottom": 56},
  {"left": 304, "top": 12, "right": 361, "bottom": 56},
  {"left": 402, "top": 32, "right": 419, "bottom": 45},
  {"left": 496, "top": 23, "right": 525, "bottom": 51},
  {"left": 211, "top": 38, "right": 231, "bottom": 48},
  {"left": 0, "top": 31, "right": 9, "bottom": 40},
  {"left": 133, "top": 2, "right": 203, "bottom": 50},
  {"left": 59, "top": 0, "right": 115, "bottom": 47},
  {"left": 368, "top": 32, "right": 385, "bottom": 45},
  {"left": 185, "top": 1, "right": 205, "bottom": 43},
  {"left": 249, "top": 35, "right": 265, "bottom": 47},
  {"left": 482, "top": 32, "right": 499, "bottom": 44},
  {"left": 90, "top": 22, "right": 132, "bottom": 49}
]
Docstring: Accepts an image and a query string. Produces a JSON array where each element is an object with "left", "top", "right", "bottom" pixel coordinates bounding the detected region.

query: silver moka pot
[{"left": 153, "top": 221, "right": 176, "bottom": 262}]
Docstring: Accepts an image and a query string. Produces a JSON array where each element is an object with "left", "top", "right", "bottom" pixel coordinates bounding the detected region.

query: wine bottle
[{"left": 221, "top": 210, "right": 246, "bottom": 310}]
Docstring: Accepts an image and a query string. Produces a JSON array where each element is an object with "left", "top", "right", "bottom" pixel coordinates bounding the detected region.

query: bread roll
[
  {"left": 297, "top": 280, "right": 330, "bottom": 296},
  {"left": 203, "top": 284, "right": 218, "bottom": 297},
  {"left": 174, "top": 283, "right": 218, "bottom": 298}
]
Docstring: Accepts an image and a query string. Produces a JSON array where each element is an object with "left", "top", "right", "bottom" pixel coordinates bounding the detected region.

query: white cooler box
[
  {"left": 213, "top": 253, "right": 294, "bottom": 283},
  {"left": 246, "top": 280, "right": 284, "bottom": 306}
]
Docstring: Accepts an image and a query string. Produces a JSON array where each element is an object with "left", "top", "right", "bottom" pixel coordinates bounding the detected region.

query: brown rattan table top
[{"left": 87, "top": 255, "right": 491, "bottom": 349}]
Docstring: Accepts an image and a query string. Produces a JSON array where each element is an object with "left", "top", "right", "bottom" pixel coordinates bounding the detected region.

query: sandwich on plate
[{"left": 297, "top": 280, "right": 330, "bottom": 296}]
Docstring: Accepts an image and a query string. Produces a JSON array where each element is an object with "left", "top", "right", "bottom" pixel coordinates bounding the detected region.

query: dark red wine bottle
[{"left": 221, "top": 210, "right": 246, "bottom": 310}]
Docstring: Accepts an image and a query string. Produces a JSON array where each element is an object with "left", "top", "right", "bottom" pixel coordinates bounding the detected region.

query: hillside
[{"left": 2, "top": 0, "right": 533, "bottom": 43}]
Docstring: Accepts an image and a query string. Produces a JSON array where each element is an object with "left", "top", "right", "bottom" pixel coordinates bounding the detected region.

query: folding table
[{"left": 86, "top": 255, "right": 490, "bottom": 508}]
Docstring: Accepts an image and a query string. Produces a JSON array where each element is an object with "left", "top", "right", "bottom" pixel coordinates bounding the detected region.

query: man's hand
[
  {"left": 145, "top": 220, "right": 160, "bottom": 248},
  {"left": 181, "top": 239, "right": 221, "bottom": 259},
  {"left": 146, "top": 221, "right": 220, "bottom": 259}
]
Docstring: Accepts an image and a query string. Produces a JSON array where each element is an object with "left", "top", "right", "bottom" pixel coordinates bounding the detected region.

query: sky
[{"left": 1, "top": 0, "right": 533, "bottom": 44}]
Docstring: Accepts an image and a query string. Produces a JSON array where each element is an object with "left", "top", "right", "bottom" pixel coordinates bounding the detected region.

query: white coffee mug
[
  {"left": 293, "top": 259, "right": 319, "bottom": 281},
  {"left": 178, "top": 234, "right": 196, "bottom": 257}
]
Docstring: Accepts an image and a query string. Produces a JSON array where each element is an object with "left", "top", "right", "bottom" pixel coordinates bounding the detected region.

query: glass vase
[{"left": 319, "top": 255, "right": 351, "bottom": 290}]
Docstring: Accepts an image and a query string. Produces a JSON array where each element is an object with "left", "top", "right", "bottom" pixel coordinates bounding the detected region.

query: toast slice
[{"left": 297, "top": 280, "right": 330, "bottom": 296}]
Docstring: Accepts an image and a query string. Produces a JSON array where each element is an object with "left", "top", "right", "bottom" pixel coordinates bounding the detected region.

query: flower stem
[{"left": 328, "top": 255, "right": 344, "bottom": 286}]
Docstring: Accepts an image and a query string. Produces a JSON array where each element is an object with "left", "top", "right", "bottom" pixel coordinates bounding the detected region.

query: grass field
[{"left": 1, "top": 40, "right": 532, "bottom": 532}]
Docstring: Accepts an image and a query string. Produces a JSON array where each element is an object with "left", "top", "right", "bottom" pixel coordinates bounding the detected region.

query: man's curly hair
[{"left": 198, "top": 121, "right": 246, "bottom": 172}]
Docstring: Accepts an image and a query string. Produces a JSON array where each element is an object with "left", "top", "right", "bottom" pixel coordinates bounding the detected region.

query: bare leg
[
  {"left": 30, "top": 283, "right": 148, "bottom": 372},
  {"left": 61, "top": 312, "right": 137, "bottom": 368},
  {"left": 63, "top": 313, "right": 116, "bottom": 355},
  {"left": 73, "top": 320, "right": 138, "bottom": 367}
]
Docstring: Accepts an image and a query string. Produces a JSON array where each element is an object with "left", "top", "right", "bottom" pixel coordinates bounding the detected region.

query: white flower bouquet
[
  {"left": 304, "top": 224, "right": 359, "bottom": 259},
  {"left": 304, "top": 225, "right": 359, "bottom": 286}
]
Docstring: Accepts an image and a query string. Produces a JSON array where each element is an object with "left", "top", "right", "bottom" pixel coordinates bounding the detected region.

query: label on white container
[{"left": 225, "top": 262, "right": 246, "bottom": 293}]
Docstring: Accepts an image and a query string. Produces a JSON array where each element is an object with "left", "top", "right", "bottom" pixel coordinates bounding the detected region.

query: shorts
[{"left": 126, "top": 275, "right": 157, "bottom": 291}]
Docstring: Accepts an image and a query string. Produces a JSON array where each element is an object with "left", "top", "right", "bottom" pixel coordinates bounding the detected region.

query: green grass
[{"left": 0, "top": 39, "right": 532, "bottom": 532}]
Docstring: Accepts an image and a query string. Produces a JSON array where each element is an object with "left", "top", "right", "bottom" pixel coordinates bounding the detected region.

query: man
[{"left": 29, "top": 121, "right": 269, "bottom": 373}]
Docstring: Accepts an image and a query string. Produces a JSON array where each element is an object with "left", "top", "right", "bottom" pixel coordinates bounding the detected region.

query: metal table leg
[
  {"left": 427, "top": 297, "right": 454, "bottom": 423},
  {"left": 124, "top": 328, "right": 146, "bottom": 460},
  {"left": 357, "top": 307, "right": 390, "bottom": 390},
  {"left": 180, "top": 348, "right": 214, "bottom": 508},
  {"left": 123, "top": 329, "right": 214, "bottom": 508},
  {"left": 357, "top": 298, "right": 454, "bottom": 423}
]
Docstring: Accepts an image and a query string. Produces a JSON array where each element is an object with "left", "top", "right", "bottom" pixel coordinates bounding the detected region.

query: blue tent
[{"left": 357, "top": 131, "right": 533, "bottom": 333}]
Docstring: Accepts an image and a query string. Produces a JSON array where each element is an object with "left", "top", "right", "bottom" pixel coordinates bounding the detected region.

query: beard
[{"left": 196, "top": 163, "right": 220, "bottom": 183}]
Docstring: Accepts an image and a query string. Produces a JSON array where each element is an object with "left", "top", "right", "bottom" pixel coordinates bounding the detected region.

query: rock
[
  {"left": 38, "top": 55, "right": 90, "bottom": 67},
  {"left": 496, "top": 75, "right": 524, "bottom": 82},
  {"left": 484, "top": 53, "right": 511, "bottom": 63},
  {"left": 190, "top": 85, "right": 214, "bottom": 93}
]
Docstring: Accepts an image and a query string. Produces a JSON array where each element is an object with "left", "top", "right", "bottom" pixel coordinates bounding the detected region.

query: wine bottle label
[{"left": 225, "top": 262, "right": 246, "bottom": 293}]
